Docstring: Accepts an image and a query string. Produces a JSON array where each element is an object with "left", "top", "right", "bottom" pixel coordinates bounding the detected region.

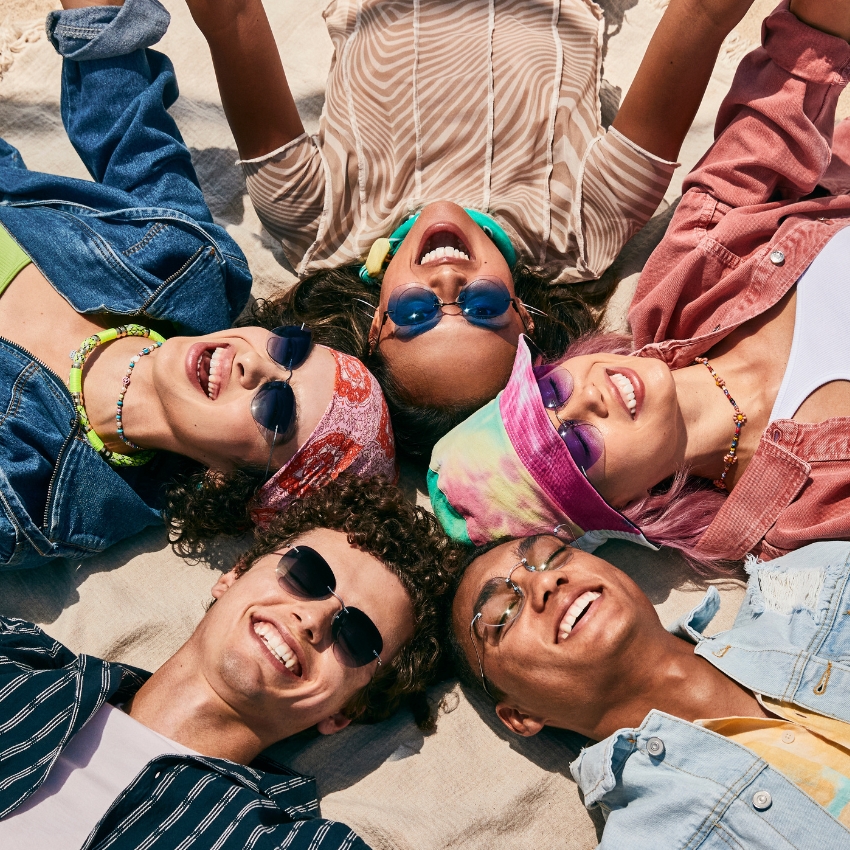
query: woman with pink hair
[{"left": 429, "top": 0, "right": 850, "bottom": 570}]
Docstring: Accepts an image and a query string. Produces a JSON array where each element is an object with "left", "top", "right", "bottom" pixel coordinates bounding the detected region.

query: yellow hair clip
[{"left": 364, "top": 237, "right": 392, "bottom": 278}]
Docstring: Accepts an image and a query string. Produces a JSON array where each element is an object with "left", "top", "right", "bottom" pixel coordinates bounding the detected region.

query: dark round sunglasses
[
  {"left": 275, "top": 545, "right": 384, "bottom": 669},
  {"left": 250, "top": 324, "right": 313, "bottom": 478},
  {"left": 372, "top": 277, "right": 519, "bottom": 346}
]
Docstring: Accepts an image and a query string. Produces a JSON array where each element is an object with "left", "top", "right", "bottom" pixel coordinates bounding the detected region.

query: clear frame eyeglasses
[{"left": 468, "top": 528, "right": 575, "bottom": 697}]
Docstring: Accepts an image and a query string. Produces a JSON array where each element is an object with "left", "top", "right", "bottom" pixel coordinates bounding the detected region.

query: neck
[
  {"left": 570, "top": 632, "right": 768, "bottom": 742},
  {"left": 126, "top": 641, "right": 298, "bottom": 764},
  {"left": 79, "top": 333, "right": 169, "bottom": 455},
  {"left": 672, "top": 362, "right": 744, "bottom": 482}
]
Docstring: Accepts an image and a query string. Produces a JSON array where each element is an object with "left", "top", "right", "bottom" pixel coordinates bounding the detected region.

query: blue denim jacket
[
  {"left": 571, "top": 541, "right": 850, "bottom": 848},
  {"left": 0, "top": 0, "right": 252, "bottom": 569}
]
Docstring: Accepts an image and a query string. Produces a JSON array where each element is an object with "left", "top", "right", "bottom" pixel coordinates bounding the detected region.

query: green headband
[{"left": 358, "top": 209, "right": 517, "bottom": 283}]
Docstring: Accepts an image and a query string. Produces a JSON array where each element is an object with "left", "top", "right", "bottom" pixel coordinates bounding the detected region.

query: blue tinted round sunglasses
[
  {"left": 251, "top": 324, "right": 313, "bottom": 478},
  {"left": 370, "top": 277, "right": 524, "bottom": 348}
]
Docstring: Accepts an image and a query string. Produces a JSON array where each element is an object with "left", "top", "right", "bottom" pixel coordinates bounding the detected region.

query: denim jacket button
[
  {"left": 769, "top": 250, "right": 785, "bottom": 266},
  {"left": 772, "top": 429, "right": 781, "bottom": 442},
  {"left": 752, "top": 790, "right": 772, "bottom": 811},
  {"left": 646, "top": 737, "right": 665, "bottom": 758}
]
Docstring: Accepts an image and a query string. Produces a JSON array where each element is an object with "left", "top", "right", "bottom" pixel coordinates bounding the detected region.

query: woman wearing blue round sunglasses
[{"left": 186, "top": 0, "right": 758, "bottom": 456}]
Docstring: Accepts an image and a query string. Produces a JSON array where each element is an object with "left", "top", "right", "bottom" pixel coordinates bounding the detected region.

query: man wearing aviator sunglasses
[
  {"left": 0, "top": 478, "right": 462, "bottom": 849},
  {"left": 450, "top": 533, "right": 850, "bottom": 848}
]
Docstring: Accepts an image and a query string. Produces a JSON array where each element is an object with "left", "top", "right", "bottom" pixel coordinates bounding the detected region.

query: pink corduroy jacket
[{"left": 628, "top": 3, "right": 850, "bottom": 562}]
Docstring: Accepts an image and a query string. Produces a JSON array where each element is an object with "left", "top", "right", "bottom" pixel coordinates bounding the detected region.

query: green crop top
[{"left": 0, "top": 222, "right": 31, "bottom": 299}]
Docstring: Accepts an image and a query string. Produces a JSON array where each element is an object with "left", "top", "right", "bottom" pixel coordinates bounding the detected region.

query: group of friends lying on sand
[{"left": 1, "top": 0, "right": 850, "bottom": 846}]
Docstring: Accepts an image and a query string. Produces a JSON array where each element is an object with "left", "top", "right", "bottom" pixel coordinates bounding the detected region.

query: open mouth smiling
[
  {"left": 189, "top": 343, "right": 233, "bottom": 400},
  {"left": 608, "top": 369, "right": 643, "bottom": 419},
  {"left": 252, "top": 617, "right": 304, "bottom": 677},
  {"left": 416, "top": 226, "right": 473, "bottom": 265},
  {"left": 557, "top": 589, "right": 602, "bottom": 642}
]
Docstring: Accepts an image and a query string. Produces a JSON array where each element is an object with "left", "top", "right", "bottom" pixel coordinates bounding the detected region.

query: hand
[{"left": 790, "top": 0, "right": 850, "bottom": 42}]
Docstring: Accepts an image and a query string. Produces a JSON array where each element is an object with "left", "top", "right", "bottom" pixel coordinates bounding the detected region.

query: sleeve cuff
[
  {"left": 763, "top": 2, "right": 850, "bottom": 84},
  {"left": 237, "top": 132, "right": 312, "bottom": 165},
  {"left": 45, "top": 0, "right": 170, "bottom": 61},
  {"left": 606, "top": 125, "right": 679, "bottom": 169}
]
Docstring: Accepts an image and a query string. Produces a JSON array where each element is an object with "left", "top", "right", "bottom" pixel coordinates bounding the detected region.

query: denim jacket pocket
[{"left": 140, "top": 244, "right": 233, "bottom": 334}]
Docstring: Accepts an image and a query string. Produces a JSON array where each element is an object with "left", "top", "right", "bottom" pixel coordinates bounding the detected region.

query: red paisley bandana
[{"left": 252, "top": 348, "right": 397, "bottom": 527}]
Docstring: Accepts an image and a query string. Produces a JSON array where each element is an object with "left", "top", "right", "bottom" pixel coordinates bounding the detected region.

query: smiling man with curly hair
[{"left": 0, "top": 477, "right": 464, "bottom": 850}]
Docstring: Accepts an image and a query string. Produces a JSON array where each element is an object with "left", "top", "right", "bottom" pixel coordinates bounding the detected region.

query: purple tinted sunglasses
[{"left": 533, "top": 363, "right": 603, "bottom": 472}]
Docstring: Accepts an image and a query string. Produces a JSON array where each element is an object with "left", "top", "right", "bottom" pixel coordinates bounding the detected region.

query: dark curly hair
[
  {"left": 228, "top": 475, "right": 466, "bottom": 729},
  {"left": 244, "top": 261, "right": 601, "bottom": 457},
  {"left": 162, "top": 466, "right": 267, "bottom": 552}
]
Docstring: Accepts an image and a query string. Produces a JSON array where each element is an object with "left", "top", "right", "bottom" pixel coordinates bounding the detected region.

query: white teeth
[
  {"left": 611, "top": 373, "right": 637, "bottom": 417},
  {"left": 558, "top": 591, "right": 601, "bottom": 641},
  {"left": 206, "top": 348, "right": 225, "bottom": 400},
  {"left": 253, "top": 621, "right": 302, "bottom": 675},
  {"left": 419, "top": 246, "right": 470, "bottom": 264}
]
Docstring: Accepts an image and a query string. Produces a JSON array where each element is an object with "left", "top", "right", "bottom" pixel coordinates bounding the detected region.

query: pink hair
[{"left": 557, "top": 332, "right": 732, "bottom": 574}]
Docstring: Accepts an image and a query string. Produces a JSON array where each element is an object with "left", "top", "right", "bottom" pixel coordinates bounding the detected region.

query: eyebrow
[
  {"left": 472, "top": 577, "right": 504, "bottom": 618},
  {"left": 472, "top": 535, "right": 542, "bottom": 615}
]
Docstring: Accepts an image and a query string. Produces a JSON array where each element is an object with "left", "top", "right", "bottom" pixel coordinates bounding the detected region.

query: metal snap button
[
  {"left": 781, "top": 730, "right": 795, "bottom": 744},
  {"left": 769, "top": 250, "right": 785, "bottom": 266},
  {"left": 772, "top": 429, "right": 781, "bottom": 442},
  {"left": 646, "top": 737, "right": 665, "bottom": 758},
  {"left": 752, "top": 790, "right": 772, "bottom": 811}
]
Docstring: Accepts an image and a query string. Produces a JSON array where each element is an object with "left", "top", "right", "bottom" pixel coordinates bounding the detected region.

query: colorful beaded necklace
[
  {"left": 69, "top": 324, "right": 166, "bottom": 468},
  {"left": 694, "top": 356, "right": 748, "bottom": 491}
]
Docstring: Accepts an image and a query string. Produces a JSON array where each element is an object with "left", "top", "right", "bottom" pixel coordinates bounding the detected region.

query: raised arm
[
  {"left": 51, "top": 0, "right": 212, "bottom": 223},
  {"left": 612, "top": 0, "right": 759, "bottom": 162},
  {"left": 184, "top": 0, "right": 304, "bottom": 160},
  {"left": 684, "top": 0, "right": 850, "bottom": 208}
]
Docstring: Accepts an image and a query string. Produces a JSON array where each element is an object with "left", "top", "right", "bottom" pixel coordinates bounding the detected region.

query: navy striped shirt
[{"left": 0, "top": 617, "right": 370, "bottom": 849}]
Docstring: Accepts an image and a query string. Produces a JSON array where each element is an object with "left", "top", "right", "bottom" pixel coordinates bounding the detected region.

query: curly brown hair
[
  {"left": 245, "top": 261, "right": 601, "bottom": 458},
  {"left": 162, "top": 466, "right": 266, "bottom": 552},
  {"left": 229, "top": 475, "right": 466, "bottom": 730}
]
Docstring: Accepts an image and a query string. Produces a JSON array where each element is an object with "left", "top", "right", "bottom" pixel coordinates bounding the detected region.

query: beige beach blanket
[{"left": 0, "top": 1, "right": 828, "bottom": 847}]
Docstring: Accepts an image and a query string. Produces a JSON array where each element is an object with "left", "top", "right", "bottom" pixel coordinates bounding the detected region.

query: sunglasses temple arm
[{"left": 263, "top": 425, "right": 279, "bottom": 482}]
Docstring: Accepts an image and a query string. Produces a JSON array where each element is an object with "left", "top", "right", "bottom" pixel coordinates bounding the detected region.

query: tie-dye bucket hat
[{"left": 427, "top": 336, "right": 654, "bottom": 551}]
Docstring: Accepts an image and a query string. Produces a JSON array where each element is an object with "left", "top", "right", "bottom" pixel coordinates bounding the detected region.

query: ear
[
  {"left": 316, "top": 712, "right": 353, "bottom": 736},
  {"left": 514, "top": 301, "right": 535, "bottom": 335},
  {"left": 211, "top": 568, "right": 238, "bottom": 599},
  {"left": 495, "top": 703, "right": 545, "bottom": 737},
  {"left": 368, "top": 307, "right": 383, "bottom": 354}
]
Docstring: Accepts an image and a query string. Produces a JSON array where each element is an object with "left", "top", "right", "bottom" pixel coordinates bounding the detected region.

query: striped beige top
[{"left": 243, "top": 0, "right": 678, "bottom": 282}]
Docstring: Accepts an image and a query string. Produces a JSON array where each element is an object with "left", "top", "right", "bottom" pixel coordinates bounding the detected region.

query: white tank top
[
  {"left": 770, "top": 226, "right": 850, "bottom": 422},
  {"left": 0, "top": 702, "right": 197, "bottom": 849}
]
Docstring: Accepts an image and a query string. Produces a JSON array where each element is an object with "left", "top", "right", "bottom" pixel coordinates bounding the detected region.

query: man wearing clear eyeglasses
[{"left": 449, "top": 532, "right": 850, "bottom": 847}]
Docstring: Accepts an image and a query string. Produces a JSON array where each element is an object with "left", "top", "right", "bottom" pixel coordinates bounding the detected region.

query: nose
[
  {"left": 419, "top": 263, "right": 471, "bottom": 303},
  {"left": 564, "top": 376, "right": 608, "bottom": 420},
  {"left": 515, "top": 567, "right": 569, "bottom": 614},
  {"left": 288, "top": 596, "right": 340, "bottom": 650},
  {"left": 233, "top": 340, "right": 283, "bottom": 391}
]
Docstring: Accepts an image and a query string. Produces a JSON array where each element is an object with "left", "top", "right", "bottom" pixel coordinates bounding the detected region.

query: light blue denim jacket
[
  {"left": 0, "top": 0, "right": 252, "bottom": 569},
  {"left": 571, "top": 541, "right": 850, "bottom": 848}
]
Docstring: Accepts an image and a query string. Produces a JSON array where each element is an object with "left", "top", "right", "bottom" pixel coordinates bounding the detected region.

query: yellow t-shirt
[
  {"left": 0, "top": 222, "right": 31, "bottom": 299},
  {"left": 698, "top": 698, "right": 850, "bottom": 829}
]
